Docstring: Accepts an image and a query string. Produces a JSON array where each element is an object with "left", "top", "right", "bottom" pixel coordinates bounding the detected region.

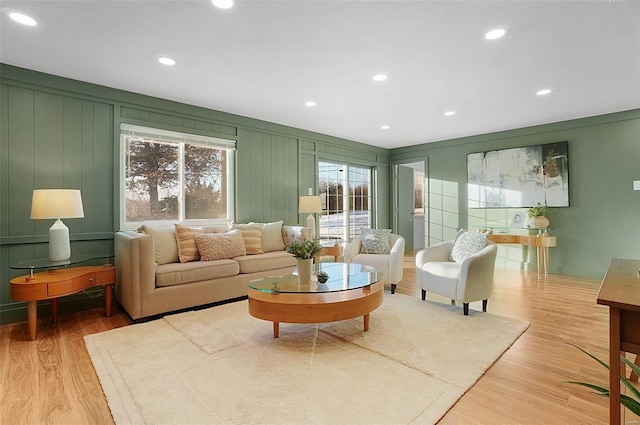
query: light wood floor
[{"left": 1, "top": 253, "right": 614, "bottom": 424}]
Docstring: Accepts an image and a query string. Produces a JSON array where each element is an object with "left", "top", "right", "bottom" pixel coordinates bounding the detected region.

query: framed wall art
[{"left": 467, "top": 141, "right": 569, "bottom": 208}]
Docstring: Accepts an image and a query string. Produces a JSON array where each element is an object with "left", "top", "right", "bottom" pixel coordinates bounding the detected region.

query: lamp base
[
  {"left": 49, "top": 219, "right": 71, "bottom": 262},
  {"left": 305, "top": 214, "right": 316, "bottom": 240}
]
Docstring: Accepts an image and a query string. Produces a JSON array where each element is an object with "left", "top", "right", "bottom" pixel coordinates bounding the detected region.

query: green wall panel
[
  {"left": 390, "top": 110, "right": 640, "bottom": 279},
  {"left": 1, "top": 64, "right": 391, "bottom": 324}
]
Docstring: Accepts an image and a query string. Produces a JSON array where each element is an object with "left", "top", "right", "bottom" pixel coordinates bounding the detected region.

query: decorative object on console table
[
  {"left": 30, "top": 189, "right": 84, "bottom": 261},
  {"left": 527, "top": 202, "right": 549, "bottom": 229},
  {"left": 298, "top": 191, "right": 322, "bottom": 239}
]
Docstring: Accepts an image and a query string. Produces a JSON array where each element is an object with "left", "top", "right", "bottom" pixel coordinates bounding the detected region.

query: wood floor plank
[{"left": 0, "top": 254, "right": 616, "bottom": 424}]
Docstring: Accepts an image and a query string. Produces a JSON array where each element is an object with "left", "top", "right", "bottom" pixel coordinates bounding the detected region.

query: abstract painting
[{"left": 467, "top": 141, "right": 569, "bottom": 208}]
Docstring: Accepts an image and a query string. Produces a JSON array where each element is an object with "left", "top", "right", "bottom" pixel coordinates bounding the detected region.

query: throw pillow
[
  {"left": 250, "top": 220, "right": 284, "bottom": 252},
  {"left": 360, "top": 228, "right": 392, "bottom": 254},
  {"left": 231, "top": 223, "right": 264, "bottom": 255},
  {"left": 174, "top": 224, "right": 204, "bottom": 263},
  {"left": 137, "top": 225, "right": 179, "bottom": 265},
  {"left": 195, "top": 230, "right": 246, "bottom": 261},
  {"left": 451, "top": 229, "right": 488, "bottom": 263}
]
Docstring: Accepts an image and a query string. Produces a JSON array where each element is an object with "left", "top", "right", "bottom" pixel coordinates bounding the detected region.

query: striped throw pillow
[
  {"left": 174, "top": 224, "right": 204, "bottom": 263},
  {"left": 231, "top": 223, "right": 264, "bottom": 255}
]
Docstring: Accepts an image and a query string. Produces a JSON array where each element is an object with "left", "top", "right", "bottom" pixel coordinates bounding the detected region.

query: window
[
  {"left": 120, "top": 124, "right": 235, "bottom": 228},
  {"left": 318, "top": 161, "right": 372, "bottom": 241}
]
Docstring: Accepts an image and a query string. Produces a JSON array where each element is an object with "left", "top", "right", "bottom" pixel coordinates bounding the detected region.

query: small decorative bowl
[{"left": 317, "top": 271, "right": 329, "bottom": 283}]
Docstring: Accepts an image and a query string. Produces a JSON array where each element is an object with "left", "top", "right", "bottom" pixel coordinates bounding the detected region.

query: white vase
[
  {"left": 296, "top": 258, "right": 314, "bottom": 284},
  {"left": 529, "top": 215, "right": 549, "bottom": 229}
]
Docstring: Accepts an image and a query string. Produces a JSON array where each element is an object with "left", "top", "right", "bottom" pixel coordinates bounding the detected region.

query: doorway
[{"left": 393, "top": 160, "right": 427, "bottom": 251}]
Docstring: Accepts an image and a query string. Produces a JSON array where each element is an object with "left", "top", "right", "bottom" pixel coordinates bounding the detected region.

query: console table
[
  {"left": 10, "top": 255, "right": 115, "bottom": 340},
  {"left": 487, "top": 232, "right": 557, "bottom": 275},
  {"left": 597, "top": 258, "right": 640, "bottom": 424}
]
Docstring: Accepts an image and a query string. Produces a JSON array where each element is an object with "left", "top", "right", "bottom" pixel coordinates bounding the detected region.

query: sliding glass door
[{"left": 318, "top": 161, "right": 371, "bottom": 242}]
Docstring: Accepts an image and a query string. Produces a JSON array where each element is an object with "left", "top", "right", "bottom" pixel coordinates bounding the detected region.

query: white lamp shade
[
  {"left": 31, "top": 189, "right": 84, "bottom": 219},
  {"left": 30, "top": 189, "right": 84, "bottom": 262},
  {"left": 298, "top": 196, "right": 322, "bottom": 213}
]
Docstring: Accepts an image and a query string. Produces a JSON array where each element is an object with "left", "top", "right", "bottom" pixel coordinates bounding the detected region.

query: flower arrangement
[
  {"left": 527, "top": 202, "right": 547, "bottom": 218},
  {"left": 285, "top": 238, "right": 322, "bottom": 259}
]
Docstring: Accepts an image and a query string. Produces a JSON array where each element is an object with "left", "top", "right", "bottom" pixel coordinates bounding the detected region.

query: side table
[
  {"left": 10, "top": 264, "right": 115, "bottom": 340},
  {"left": 317, "top": 239, "right": 344, "bottom": 262}
]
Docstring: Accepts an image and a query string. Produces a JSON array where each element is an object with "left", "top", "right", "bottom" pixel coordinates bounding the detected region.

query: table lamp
[
  {"left": 298, "top": 195, "right": 322, "bottom": 239},
  {"left": 30, "top": 189, "right": 84, "bottom": 261}
]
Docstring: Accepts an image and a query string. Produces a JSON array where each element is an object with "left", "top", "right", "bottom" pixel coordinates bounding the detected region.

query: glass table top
[
  {"left": 248, "top": 262, "right": 381, "bottom": 294},
  {"left": 10, "top": 254, "right": 114, "bottom": 270}
]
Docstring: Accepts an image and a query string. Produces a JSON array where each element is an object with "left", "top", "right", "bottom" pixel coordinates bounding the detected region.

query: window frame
[{"left": 119, "top": 123, "right": 235, "bottom": 230}]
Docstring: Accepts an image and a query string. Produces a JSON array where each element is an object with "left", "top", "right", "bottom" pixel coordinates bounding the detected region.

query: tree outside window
[{"left": 121, "top": 125, "right": 234, "bottom": 227}]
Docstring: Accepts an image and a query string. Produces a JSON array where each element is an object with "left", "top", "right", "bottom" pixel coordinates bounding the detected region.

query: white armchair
[
  {"left": 344, "top": 233, "right": 405, "bottom": 294},
  {"left": 415, "top": 238, "right": 498, "bottom": 315}
]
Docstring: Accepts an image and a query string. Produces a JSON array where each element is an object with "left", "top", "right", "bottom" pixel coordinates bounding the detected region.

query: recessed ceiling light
[
  {"left": 211, "top": 0, "right": 234, "bottom": 9},
  {"left": 305, "top": 101, "right": 317, "bottom": 107},
  {"left": 8, "top": 11, "right": 37, "bottom": 26},
  {"left": 536, "top": 89, "right": 552, "bottom": 96},
  {"left": 380, "top": 125, "right": 390, "bottom": 130},
  {"left": 485, "top": 27, "right": 507, "bottom": 40},
  {"left": 444, "top": 111, "right": 456, "bottom": 116},
  {"left": 373, "top": 73, "right": 388, "bottom": 82},
  {"left": 158, "top": 57, "right": 176, "bottom": 66}
]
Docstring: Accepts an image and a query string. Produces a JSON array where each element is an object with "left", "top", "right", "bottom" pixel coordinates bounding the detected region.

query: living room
[{"left": 1, "top": 1, "right": 639, "bottom": 424}]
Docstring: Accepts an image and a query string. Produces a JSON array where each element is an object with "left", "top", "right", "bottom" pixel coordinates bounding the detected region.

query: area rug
[{"left": 85, "top": 294, "right": 529, "bottom": 425}]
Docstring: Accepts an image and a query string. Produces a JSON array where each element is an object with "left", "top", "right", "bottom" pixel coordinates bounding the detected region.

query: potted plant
[
  {"left": 527, "top": 202, "right": 549, "bottom": 229},
  {"left": 285, "top": 238, "right": 322, "bottom": 284},
  {"left": 565, "top": 344, "right": 640, "bottom": 415}
]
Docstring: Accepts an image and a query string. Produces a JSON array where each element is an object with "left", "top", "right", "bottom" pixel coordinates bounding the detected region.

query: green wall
[
  {"left": 2, "top": 62, "right": 638, "bottom": 325},
  {"left": 0, "top": 64, "right": 389, "bottom": 324},
  {"left": 390, "top": 109, "right": 640, "bottom": 279}
]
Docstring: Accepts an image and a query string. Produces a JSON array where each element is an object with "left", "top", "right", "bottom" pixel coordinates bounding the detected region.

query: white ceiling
[{"left": 1, "top": 0, "right": 639, "bottom": 149}]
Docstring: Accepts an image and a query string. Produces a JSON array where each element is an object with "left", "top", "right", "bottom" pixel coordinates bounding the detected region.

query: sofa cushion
[
  {"left": 155, "top": 259, "right": 240, "bottom": 287},
  {"left": 250, "top": 220, "right": 285, "bottom": 253},
  {"left": 175, "top": 224, "right": 204, "bottom": 263},
  {"left": 195, "top": 230, "right": 246, "bottom": 261},
  {"left": 232, "top": 223, "right": 264, "bottom": 255},
  {"left": 137, "top": 225, "right": 179, "bottom": 265},
  {"left": 234, "top": 251, "right": 296, "bottom": 274},
  {"left": 202, "top": 225, "right": 231, "bottom": 234},
  {"left": 360, "top": 228, "right": 392, "bottom": 254},
  {"left": 450, "top": 229, "right": 488, "bottom": 263}
]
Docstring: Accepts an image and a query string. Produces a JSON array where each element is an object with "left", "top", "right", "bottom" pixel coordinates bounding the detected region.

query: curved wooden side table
[{"left": 10, "top": 265, "right": 115, "bottom": 340}]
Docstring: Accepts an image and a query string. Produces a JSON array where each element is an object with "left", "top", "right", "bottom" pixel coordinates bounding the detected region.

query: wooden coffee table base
[{"left": 248, "top": 282, "right": 383, "bottom": 338}]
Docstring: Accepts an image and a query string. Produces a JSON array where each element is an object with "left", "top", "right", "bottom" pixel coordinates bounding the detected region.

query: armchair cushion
[
  {"left": 451, "top": 230, "right": 488, "bottom": 263},
  {"left": 360, "top": 228, "right": 392, "bottom": 254}
]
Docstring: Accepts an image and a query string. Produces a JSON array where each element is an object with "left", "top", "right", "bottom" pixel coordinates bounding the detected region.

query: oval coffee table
[{"left": 248, "top": 262, "right": 383, "bottom": 338}]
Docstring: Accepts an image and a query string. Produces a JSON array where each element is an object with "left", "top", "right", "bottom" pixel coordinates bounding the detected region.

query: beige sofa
[{"left": 114, "top": 222, "right": 308, "bottom": 320}]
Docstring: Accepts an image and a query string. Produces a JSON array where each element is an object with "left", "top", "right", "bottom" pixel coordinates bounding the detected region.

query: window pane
[
  {"left": 184, "top": 145, "right": 228, "bottom": 220},
  {"left": 125, "top": 138, "right": 179, "bottom": 222},
  {"left": 319, "top": 161, "right": 371, "bottom": 241}
]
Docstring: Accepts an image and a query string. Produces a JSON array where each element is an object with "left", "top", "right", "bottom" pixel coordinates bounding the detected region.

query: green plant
[
  {"left": 285, "top": 238, "right": 322, "bottom": 259},
  {"left": 527, "top": 202, "right": 547, "bottom": 218},
  {"left": 565, "top": 343, "right": 640, "bottom": 415}
]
